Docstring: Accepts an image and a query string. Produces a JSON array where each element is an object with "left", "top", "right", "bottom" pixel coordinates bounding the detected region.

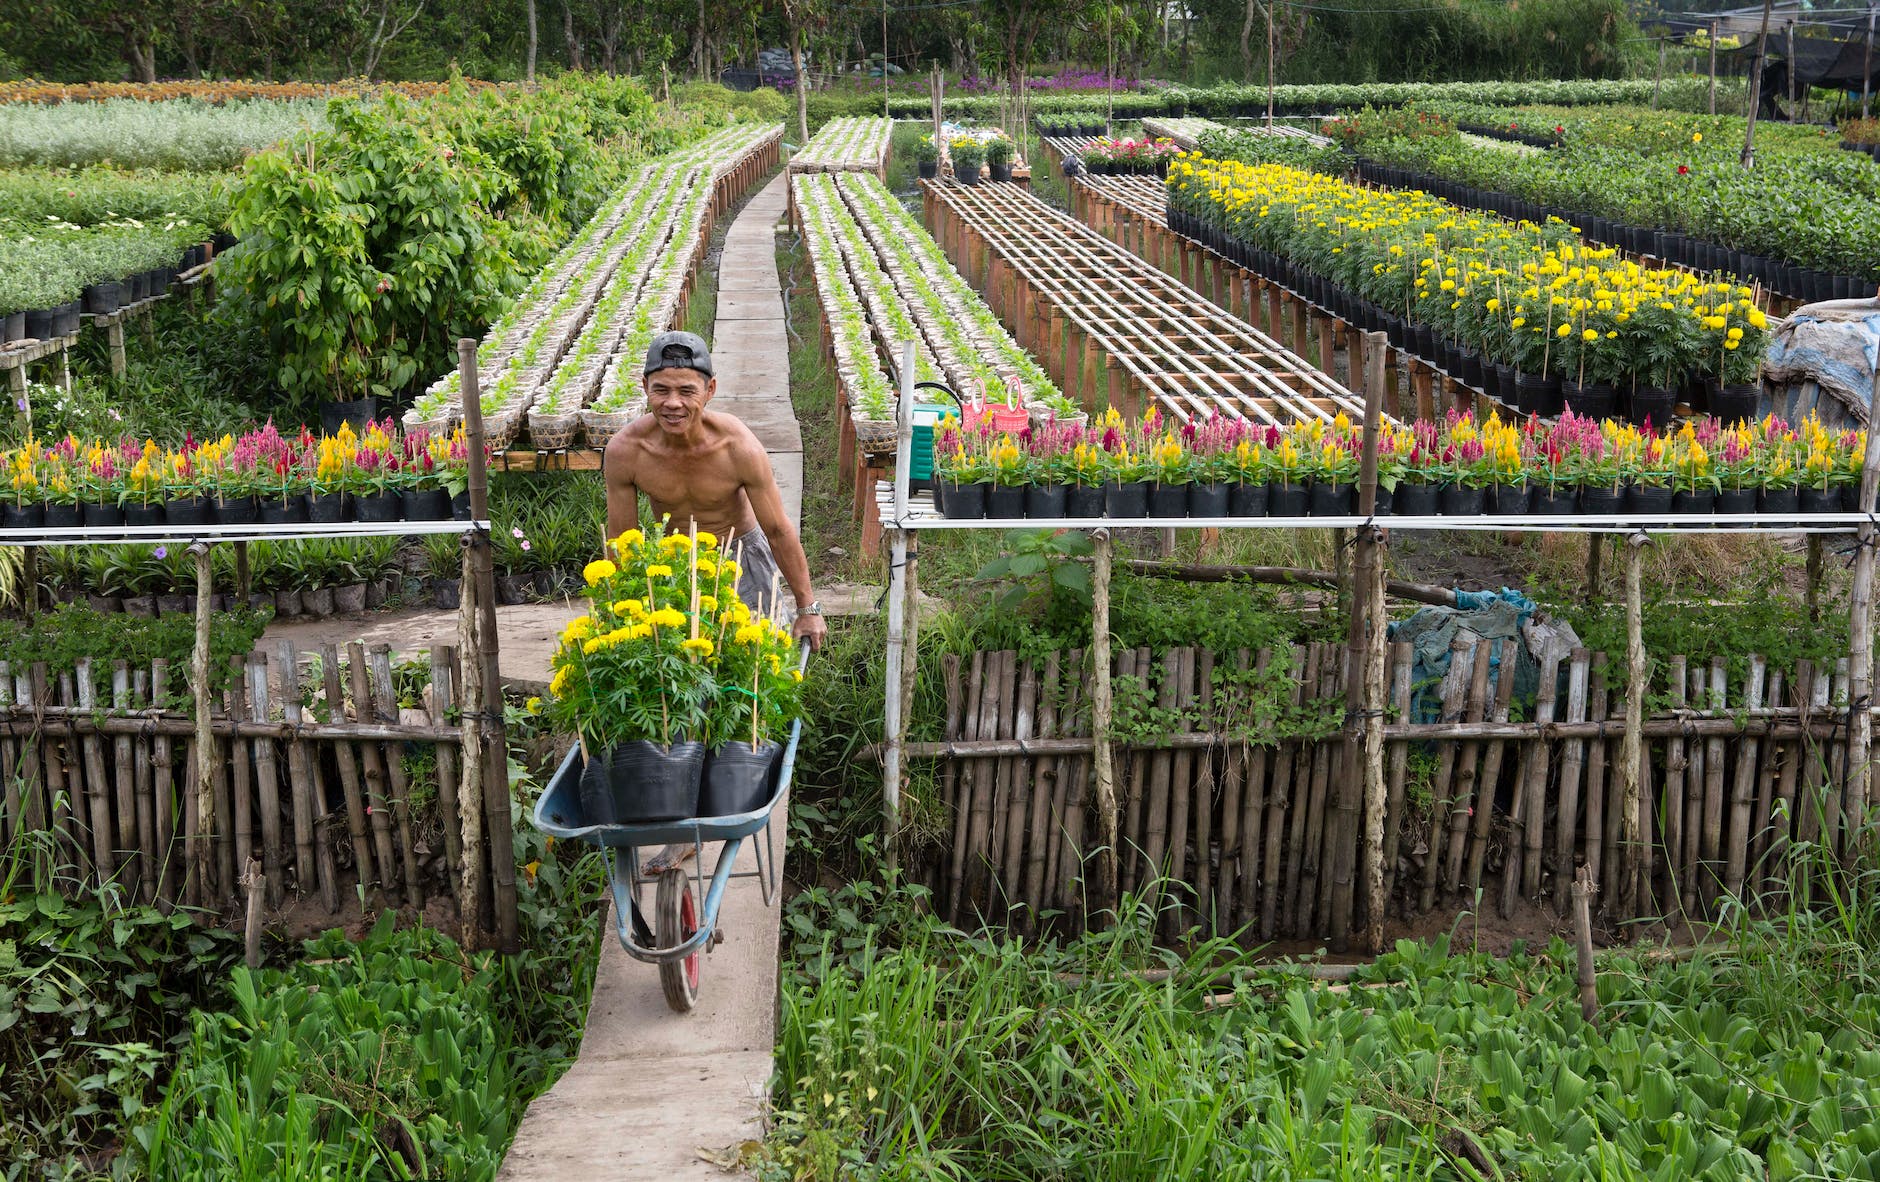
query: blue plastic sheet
[{"left": 1387, "top": 588, "right": 1538, "bottom": 723}]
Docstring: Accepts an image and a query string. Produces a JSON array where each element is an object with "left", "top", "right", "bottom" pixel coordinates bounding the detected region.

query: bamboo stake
[
  {"left": 1662, "top": 655, "right": 1691, "bottom": 914},
  {"left": 1216, "top": 649, "right": 1248, "bottom": 935},
  {"left": 277, "top": 642, "right": 331, "bottom": 912},
  {"left": 1122, "top": 647, "right": 1150, "bottom": 894},
  {"left": 428, "top": 645, "right": 463, "bottom": 892},
  {"left": 1572, "top": 866, "right": 1599, "bottom": 1024},
  {"left": 368, "top": 645, "right": 425, "bottom": 908},
  {"left": 75, "top": 662, "right": 114, "bottom": 885},
  {"left": 247, "top": 654, "right": 285, "bottom": 908},
  {"left": 965, "top": 650, "right": 1006, "bottom": 919},
  {"left": 1520, "top": 651, "right": 1562, "bottom": 903},
  {"left": 1619, "top": 533, "right": 1648, "bottom": 912},
  {"left": 1263, "top": 645, "right": 1306, "bottom": 940},
  {"left": 1750, "top": 667, "right": 1784, "bottom": 878},
  {"left": 350, "top": 644, "right": 401, "bottom": 906},
  {"left": 1725, "top": 655, "right": 1766, "bottom": 898},
  {"left": 1552, "top": 650, "right": 1592, "bottom": 912},
  {"left": 148, "top": 662, "right": 174, "bottom": 908},
  {"left": 131, "top": 668, "right": 154, "bottom": 906},
  {"left": 325, "top": 642, "right": 377, "bottom": 910},
  {"left": 1444, "top": 642, "right": 1493, "bottom": 894},
  {"left": 1306, "top": 648, "right": 1340, "bottom": 934},
  {"left": 0, "top": 663, "right": 15, "bottom": 845},
  {"left": 1847, "top": 378, "right": 1880, "bottom": 835},
  {"left": 455, "top": 548, "right": 485, "bottom": 944},
  {"left": 1281, "top": 644, "right": 1323, "bottom": 936},
  {"left": 226, "top": 656, "right": 253, "bottom": 881},
  {"left": 1770, "top": 661, "right": 1811, "bottom": 893},
  {"left": 999, "top": 657, "right": 1038, "bottom": 923},
  {"left": 1023, "top": 653, "right": 1061, "bottom": 930},
  {"left": 1683, "top": 661, "right": 1708, "bottom": 909},
  {"left": 1091, "top": 530, "right": 1119, "bottom": 916},
  {"left": 1162, "top": 648, "right": 1199, "bottom": 941},
  {"left": 1142, "top": 650, "right": 1180, "bottom": 914},
  {"left": 1467, "top": 647, "right": 1516, "bottom": 896},
  {"left": 1359, "top": 537, "right": 1388, "bottom": 953},
  {"left": 1382, "top": 641, "right": 1414, "bottom": 902},
  {"left": 1057, "top": 651, "right": 1091, "bottom": 923},
  {"left": 1420, "top": 637, "right": 1476, "bottom": 913},
  {"left": 110, "top": 661, "right": 140, "bottom": 899},
  {"left": 1701, "top": 657, "right": 1728, "bottom": 909},
  {"left": 946, "top": 651, "right": 982, "bottom": 924}
]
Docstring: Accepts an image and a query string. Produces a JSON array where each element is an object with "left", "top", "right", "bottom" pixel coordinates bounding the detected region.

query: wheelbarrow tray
[{"left": 532, "top": 743, "right": 788, "bottom": 848}]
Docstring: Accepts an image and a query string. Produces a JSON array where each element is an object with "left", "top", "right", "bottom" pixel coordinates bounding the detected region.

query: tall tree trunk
[
  {"left": 563, "top": 0, "right": 583, "bottom": 71},
  {"left": 692, "top": 0, "right": 707, "bottom": 77},
  {"left": 600, "top": 4, "right": 621, "bottom": 76},
  {"left": 526, "top": 0, "right": 538, "bottom": 81},
  {"left": 1240, "top": 0, "right": 1260, "bottom": 81},
  {"left": 791, "top": 23, "right": 809, "bottom": 142}
]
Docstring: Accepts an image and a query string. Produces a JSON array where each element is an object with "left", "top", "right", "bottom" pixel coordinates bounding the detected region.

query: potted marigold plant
[
  {"left": 547, "top": 522, "right": 722, "bottom": 823},
  {"left": 985, "top": 135, "right": 1016, "bottom": 182},
  {"left": 915, "top": 134, "right": 939, "bottom": 180},
  {"left": 701, "top": 595, "right": 804, "bottom": 816},
  {"left": 950, "top": 136, "right": 985, "bottom": 185}
]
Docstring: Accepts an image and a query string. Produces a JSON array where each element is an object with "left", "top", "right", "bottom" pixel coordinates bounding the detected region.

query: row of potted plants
[
  {"left": 1077, "top": 136, "right": 1180, "bottom": 176},
  {"left": 934, "top": 133, "right": 1019, "bottom": 184},
  {"left": 831, "top": 173, "right": 1075, "bottom": 421},
  {"left": 931, "top": 406, "right": 1870, "bottom": 520},
  {"left": 0, "top": 420, "right": 474, "bottom": 529},
  {"left": 1327, "top": 111, "right": 1880, "bottom": 292},
  {"left": 1164, "top": 151, "right": 1771, "bottom": 420},
  {"left": 543, "top": 521, "right": 806, "bottom": 823},
  {"left": 793, "top": 116, "right": 893, "bottom": 173}
]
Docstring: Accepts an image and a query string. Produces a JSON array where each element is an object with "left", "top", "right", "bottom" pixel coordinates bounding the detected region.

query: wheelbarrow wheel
[{"left": 657, "top": 870, "right": 702, "bottom": 1013}]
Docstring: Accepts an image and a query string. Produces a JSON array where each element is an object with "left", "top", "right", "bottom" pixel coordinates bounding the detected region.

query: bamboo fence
[
  {"left": 906, "top": 640, "right": 1879, "bottom": 943},
  {"left": 0, "top": 642, "right": 508, "bottom": 930}
]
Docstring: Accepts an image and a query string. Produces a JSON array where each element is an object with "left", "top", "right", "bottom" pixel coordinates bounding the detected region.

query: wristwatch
[{"left": 795, "top": 600, "right": 823, "bottom": 618}]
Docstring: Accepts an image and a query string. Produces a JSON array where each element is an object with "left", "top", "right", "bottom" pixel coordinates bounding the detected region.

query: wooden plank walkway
[{"left": 922, "top": 178, "right": 1376, "bottom": 426}]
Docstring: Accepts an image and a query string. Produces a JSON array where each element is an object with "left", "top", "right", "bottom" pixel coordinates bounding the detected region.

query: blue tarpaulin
[{"left": 1388, "top": 588, "right": 1547, "bottom": 723}]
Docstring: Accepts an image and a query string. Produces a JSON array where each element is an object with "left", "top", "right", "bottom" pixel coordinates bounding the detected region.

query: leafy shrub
[{"left": 0, "top": 602, "right": 268, "bottom": 701}]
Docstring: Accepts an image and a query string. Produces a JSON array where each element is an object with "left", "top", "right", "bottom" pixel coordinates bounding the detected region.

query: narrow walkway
[{"left": 499, "top": 169, "right": 798, "bottom": 1181}]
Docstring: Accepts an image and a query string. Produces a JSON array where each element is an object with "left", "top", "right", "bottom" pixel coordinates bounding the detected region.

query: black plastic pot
[
  {"left": 164, "top": 495, "right": 212, "bottom": 526},
  {"left": 1563, "top": 381, "right": 1615, "bottom": 420},
  {"left": 1148, "top": 482, "right": 1189, "bottom": 518},
  {"left": 1067, "top": 484, "right": 1105, "bottom": 517},
  {"left": 987, "top": 485, "right": 1026, "bottom": 519},
  {"left": 955, "top": 165, "right": 982, "bottom": 185},
  {"left": 1024, "top": 483, "right": 1068, "bottom": 518},
  {"left": 1440, "top": 484, "right": 1485, "bottom": 516},
  {"left": 1514, "top": 371, "right": 1550, "bottom": 416},
  {"left": 44, "top": 503, "right": 82, "bottom": 530},
  {"left": 1104, "top": 480, "right": 1149, "bottom": 518},
  {"left": 53, "top": 302, "right": 80, "bottom": 336},
  {"left": 1580, "top": 487, "right": 1625, "bottom": 516},
  {"left": 988, "top": 163, "right": 1013, "bottom": 182},
  {"left": 1229, "top": 481, "right": 1269, "bottom": 516},
  {"left": 82, "top": 281, "right": 122, "bottom": 316},
  {"left": 23, "top": 308, "right": 54, "bottom": 340},
  {"left": 1309, "top": 481, "right": 1354, "bottom": 516},
  {"left": 260, "top": 494, "right": 309, "bottom": 525},
  {"left": 918, "top": 161, "right": 938, "bottom": 179},
  {"left": 1627, "top": 486, "right": 1673, "bottom": 514},
  {"left": 1534, "top": 484, "right": 1579, "bottom": 514},
  {"left": 1801, "top": 488, "right": 1844, "bottom": 514},
  {"left": 1393, "top": 482, "right": 1440, "bottom": 517},
  {"left": 700, "top": 741, "right": 783, "bottom": 817},
  {"left": 125, "top": 502, "right": 164, "bottom": 527},
  {"left": 432, "top": 578, "right": 462, "bottom": 609},
  {"left": 1715, "top": 488, "right": 1757, "bottom": 516},
  {"left": 214, "top": 495, "right": 259, "bottom": 525},
  {"left": 1758, "top": 487, "right": 1800, "bottom": 515},
  {"left": 355, "top": 490, "right": 403, "bottom": 522},
  {"left": 1707, "top": 382, "right": 1760, "bottom": 424},
  {"left": 319, "top": 397, "right": 379, "bottom": 436},
  {"left": 0, "top": 311, "right": 22, "bottom": 344},
  {"left": 1269, "top": 483, "right": 1307, "bottom": 517},
  {"left": 401, "top": 488, "right": 451, "bottom": 521},
  {"left": 1627, "top": 386, "right": 1676, "bottom": 428},
  {"left": 1189, "top": 482, "right": 1229, "bottom": 518},
  {"left": 939, "top": 479, "right": 988, "bottom": 520},
  {"left": 452, "top": 490, "right": 472, "bottom": 520},
  {"left": 3, "top": 503, "right": 44, "bottom": 529},
  {"left": 308, "top": 492, "right": 352, "bottom": 523},
  {"left": 1487, "top": 484, "right": 1532, "bottom": 516},
  {"left": 605, "top": 740, "right": 706, "bottom": 822},
  {"left": 1672, "top": 490, "right": 1716, "bottom": 515}
]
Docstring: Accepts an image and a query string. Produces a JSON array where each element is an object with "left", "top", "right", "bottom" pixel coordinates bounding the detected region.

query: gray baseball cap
[{"left": 643, "top": 330, "right": 714, "bottom": 378}]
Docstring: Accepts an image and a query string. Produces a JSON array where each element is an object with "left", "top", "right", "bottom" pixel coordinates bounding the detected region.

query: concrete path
[{"left": 499, "top": 168, "right": 797, "bottom": 1182}]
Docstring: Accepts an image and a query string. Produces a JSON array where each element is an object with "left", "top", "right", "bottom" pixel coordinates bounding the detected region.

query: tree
[
  {"left": 770, "top": 0, "right": 825, "bottom": 141},
  {"left": 527, "top": 0, "right": 538, "bottom": 79}
]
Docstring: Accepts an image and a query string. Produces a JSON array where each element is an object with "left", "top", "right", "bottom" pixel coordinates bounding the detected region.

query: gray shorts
[{"left": 725, "top": 527, "right": 786, "bottom": 622}]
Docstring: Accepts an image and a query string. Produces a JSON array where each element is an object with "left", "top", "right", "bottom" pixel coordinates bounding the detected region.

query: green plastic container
[{"left": 908, "top": 402, "right": 952, "bottom": 489}]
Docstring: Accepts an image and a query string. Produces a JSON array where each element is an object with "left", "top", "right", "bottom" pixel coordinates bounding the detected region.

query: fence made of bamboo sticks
[
  {"left": 0, "top": 640, "right": 513, "bottom": 936},
  {"left": 906, "top": 640, "right": 1872, "bottom": 942}
]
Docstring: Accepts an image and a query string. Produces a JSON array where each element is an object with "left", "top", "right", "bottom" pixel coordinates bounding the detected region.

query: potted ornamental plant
[
  {"left": 934, "top": 415, "right": 990, "bottom": 520},
  {"left": 1627, "top": 434, "right": 1675, "bottom": 515},
  {"left": 950, "top": 137, "right": 985, "bottom": 185},
  {"left": 1100, "top": 423, "right": 1151, "bottom": 518},
  {"left": 400, "top": 431, "right": 455, "bottom": 521},
  {"left": 353, "top": 421, "right": 404, "bottom": 522},
  {"left": 1713, "top": 423, "right": 1759, "bottom": 515},
  {"left": 700, "top": 596, "right": 805, "bottom": 817},
  {"left": 43, "top": 463, "right": 81, "bottom": 530},
  {"left": 124, "top": 448, "right": 166, "bottom": 527},
  {"left": 5, "top": 446, "right": 43, "bottom": 529},
  {"left": 985, "top": 434, "right": 1032, "bottom": 519},
  {"left": 1670, "top": 428, "right": 1720, "bottom": 514},
  {"left": 1756, "top": 429, "right": 1803, "bottom": 515},
  {"left": 1226, "top": 435, "right": 1271, "bottom": 517},
  {"left": 163, "top": 446, "right": 213, "bottom": 526},
  {"left": 1269, "top": 434, "right": 1308, "bottom": 517},
  {"left": 79, "top": 447, "right": 125, "bottom": 527},
  {"left": 1306, "top": 426, "right": 1359, "bottom": 517},
  {"left": 985, "top": 135, "right": 1016, "bottom": 182},
  {"left": 1800, "top": 429, "right": 1850, "bottom": 514},
  {"left": 1026, "top": 423, "right": 1075, "bottom": 519},
  {"left": 915, "top": 134, "right": 939, "bottom": 180},
  {"left": 309, "top": 423, "right": 357, "bottom": 523},
  {"left": 1146, "top": 431, "right": 1194, "bottom": 518},
  {"left": 1067, "top": 438, "right": 1107, "bottom": 517}
]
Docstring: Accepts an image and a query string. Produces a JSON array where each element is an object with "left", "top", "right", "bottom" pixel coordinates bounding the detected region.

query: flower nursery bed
[
  {"left": 789, "top": 116, "right": 893, "bottom": 176},
  {"left": 1141, "top": 116, "right": 1333, "bottom": 152},
  {"left": 406, "top": 122, "right": 783, "bottom": 449},
  {"left": 921, "top": 176, "right": 1374, "bottom": 428},
  {"left": 915, "top": 406, "right": 1870, "bottom": 526},
  {"left": 1166, "top": 151, "right": 1775, "bottom": 423}
]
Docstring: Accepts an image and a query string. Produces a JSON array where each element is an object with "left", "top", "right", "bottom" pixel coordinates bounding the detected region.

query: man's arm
[
  {"left": 737, "top": 436, "right": 825, "bottom": 650},
  {"left": 602, "top": 433, "right": 639, "bottom": 558}
]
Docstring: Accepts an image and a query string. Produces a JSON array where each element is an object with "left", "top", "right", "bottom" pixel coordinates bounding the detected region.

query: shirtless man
[{"left": 603, "top": 331, "right": 826, "bottom": 652}]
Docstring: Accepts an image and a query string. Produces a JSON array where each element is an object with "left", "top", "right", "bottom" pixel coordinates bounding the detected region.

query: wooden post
[
  {"left": 1335, "top": 331, "right": 1389, "bottom": 949},
  {"left": 190, "top": 542, "right": 215, "bottom": 907},
  {"left": 1091, "top": 528, "right": 1118, "bottom": 916},
  {"left": 458, "top": 337, "right": 516, "bottom": 949},
  {"left": 1742, "top": 0, "right": 1776, "bottom": 168},
  {"left": 1709, "top": 21, "right": 1720, "bottom": 115},
  {"left": 1842, "top": 363, "right": 1880, "bottom": 848},
  {"left": 1572, "top": 865, "right": 1598, "bottom": 1024},
  {"left": 456, "top": 542, "right": 485, "bottom": 946},
  {"left": 1619, "top": 533, "right": 1649, "bottom": 913},
  {"left": 881, "top": 341, "right": 917, "bottom": 873},
  {"left": 1807, "top": 535, "right": 1825, "bottom": 623}
]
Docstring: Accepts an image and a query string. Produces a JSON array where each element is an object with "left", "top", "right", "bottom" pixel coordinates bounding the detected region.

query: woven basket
[
  {"left": 483, "top": 410, "right": 521, "bottom": 451},
  {"left": 853, "top": 414, "right": 899, "bottom": 455},
  {"left": 528, "top": 411, "right": 581, "bottom": 451},
  {"left": 581, "top": 404, "right": 640, "bottom": 449}
]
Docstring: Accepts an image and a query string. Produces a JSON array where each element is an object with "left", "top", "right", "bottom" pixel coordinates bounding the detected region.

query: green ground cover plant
[{"left": 0, "top": 99, "right": 324, "bottom": 171}]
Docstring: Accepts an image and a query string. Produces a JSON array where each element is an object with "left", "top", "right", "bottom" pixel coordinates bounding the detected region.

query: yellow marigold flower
[
  {"left": 583, "top": 559, "right": 617, "bottom": 586},
  {"left": 735, "top": 623, "right": 765, "bottom": 645},
  {"left": 681, "top": 637, "right": 714, "bottom": 657},
  {"left": 549, "top": 667, "right": 571, "bottom": 696},
  {"left": 695, "top": 530, "right": 718, "bottom": 549},
  {"left": 645, "top": 563, "right": 673, "bottom": 578},
  {"left": 650, "top": 608, "right": 686, "bottom": 628},
  {"left": 1582, "top": 328, "right": 1599, "bottom": 342},
  {"left": 582, "top": 638, "right": 603, "bottom": 655},
  {"left": 698, "top": 595, "right": 717, "bottom": 612},
  {"left": 615, "top": 529, "right": 643, "bottom": 548},
  {"left": 525, "top": 696, "right": 542, "bottom": 714},
  {"left": 791, "top": 669, "right": 804, "bottom": 682},
  {"left": 697, "top": 559, "right": 717, "bottom": 579},
  {"left": 564, "top": 617, "right": 594, "bottom": 641},
  {"left": 721, "top": 559, "right": 740, "bottom": 579},
  {"left": 1557, "top": 323, "right": 1572, "bottom": 338}
]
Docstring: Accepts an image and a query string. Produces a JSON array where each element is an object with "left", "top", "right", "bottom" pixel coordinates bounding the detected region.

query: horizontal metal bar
[{"left": 0, "top": 519, "right": 488, "bottom": 546}]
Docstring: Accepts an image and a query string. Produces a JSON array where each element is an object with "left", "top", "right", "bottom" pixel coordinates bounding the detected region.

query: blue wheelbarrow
[{"left": 532, "top": 708, "right": 801, "bottom": 1013}]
